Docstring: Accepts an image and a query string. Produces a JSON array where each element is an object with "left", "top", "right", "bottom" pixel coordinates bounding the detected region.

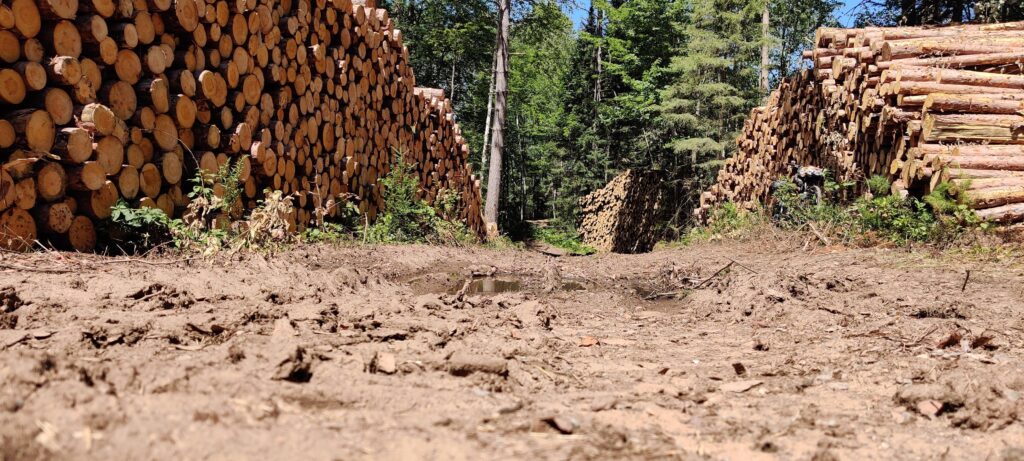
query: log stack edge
[
  {"left": 698, "top": 21, "right": 1024, "bottom": 225},
  {"left": 0, "top": 0, "right": 486, "bottom": 252}
]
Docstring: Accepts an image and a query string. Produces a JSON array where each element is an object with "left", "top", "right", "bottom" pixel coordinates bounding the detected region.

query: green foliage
[
  {"left": 167, "top": 162, "right": 299, "bottom": 255},
  {"left": 853, "top": 0, "right": 1023, "bottom": 26},
  {"left": 768, "top": 0, "right": 840, "bottom": 84},
  {"left": 765, "top": 175, "right": 984, "bottom": 246},
  {"left": 302, "top": 200, "right": 361, "bottom": 244},
  {"left": 363, "top": 158, "right": 475, "bottom": 245},
  {"left": 531, "top": 225, "right": 596, "bottom": 256},
  {"left": 866, "top": 175, "right": 891, "bottom": 197},
  {"left": 106, "top": 201, "right": 176, "bottom": 252},
  {"left": 682, "top": 202, "right": 768, "bottom": 244}
]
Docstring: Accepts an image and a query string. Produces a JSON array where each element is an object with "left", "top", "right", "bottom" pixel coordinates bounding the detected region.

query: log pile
[
  {"left": 698, "top": 21, "right": 1024, "bottom": 225},
  {"left": 578, "top": 169, "right": 662, "bottom": 254},
  {"left": 0, "top": 0, "right": 485, "bottom": 252}
]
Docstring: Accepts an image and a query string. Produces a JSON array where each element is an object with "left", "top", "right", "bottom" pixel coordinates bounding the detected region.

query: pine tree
[{"left": 656, "top": 0, "right": 764, "bottom": 231}]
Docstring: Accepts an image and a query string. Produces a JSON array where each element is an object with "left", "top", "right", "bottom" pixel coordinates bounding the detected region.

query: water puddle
[{"left": 456, "top": 278, "right": 523, "bottom": 295}]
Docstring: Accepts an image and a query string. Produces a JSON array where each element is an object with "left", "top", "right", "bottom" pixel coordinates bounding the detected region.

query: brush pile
[
  {"left": 0, "top": 0, "right": 485, "bottom": 251},
  {"left": 698, "top": 21, "right": 1024, "bottom": 225},
  {"left": 578, "top": 169, "right": 663, "bottom": 254}
]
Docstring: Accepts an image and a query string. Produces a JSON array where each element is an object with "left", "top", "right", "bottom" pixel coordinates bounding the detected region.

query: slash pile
[
  {"left": 698, "top": 21, "right": 1024, "bottom": 225},
  {"left": 0, "top": 0, "right": 485, "bottom": 252},
  {"left": 578, "top": 169, "right": 663, "bottom": 254}
]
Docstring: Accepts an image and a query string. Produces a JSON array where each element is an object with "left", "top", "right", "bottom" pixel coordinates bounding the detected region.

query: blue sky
[{"left": 567, "top": 0, "right": 862, "bottom": 28}]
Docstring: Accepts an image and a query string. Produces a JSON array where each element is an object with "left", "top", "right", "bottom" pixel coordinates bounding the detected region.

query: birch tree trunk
[
  {"left": 484, "top": 0, "right": 510, "bottom": 232},
  {"left": 481, "top": 52, "right": 496, "bottom": 179},
  {"left": 760, "top": 4, "right": 770, "bottom": 93}
]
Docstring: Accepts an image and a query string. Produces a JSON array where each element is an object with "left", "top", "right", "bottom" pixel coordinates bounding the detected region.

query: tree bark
[
  {"left": 760, "top": 4, "right": 769, "bottom": 93},
  {"left": 481, "top": 52, "right": 496, "bottom": 180},
  {"left": 484, "top": 0, "right": 510, "bottom": 232}
]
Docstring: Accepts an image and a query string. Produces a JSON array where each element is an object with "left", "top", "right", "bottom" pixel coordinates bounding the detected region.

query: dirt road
[{"left": 1, "top": 236, "right": 1022, "bottom": 460}]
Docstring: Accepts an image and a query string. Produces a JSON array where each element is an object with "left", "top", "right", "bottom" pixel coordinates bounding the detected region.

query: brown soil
[{"left": 1, "top": 236, "right": 1023, "bottom": 460}]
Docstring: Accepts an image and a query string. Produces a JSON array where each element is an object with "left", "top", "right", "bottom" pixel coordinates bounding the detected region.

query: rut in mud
[{"left": 0, "top": 238, "right": 1023, "bottom": 460}]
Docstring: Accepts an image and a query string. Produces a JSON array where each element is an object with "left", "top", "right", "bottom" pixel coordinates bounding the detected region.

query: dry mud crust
[{"left": 0, "top": 241, "right": 1022, "bottom": 460}]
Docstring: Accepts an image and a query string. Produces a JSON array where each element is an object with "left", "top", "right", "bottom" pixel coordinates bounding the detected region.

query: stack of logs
[
  {"left": 698, "top": 21, "right": 1024, "bottom": 225},
  {"left": 0, "top": 0, "right": 486, "bottom": 252},
  {"left": 578, "top": 169, "right": 663, "bottom": 254}
]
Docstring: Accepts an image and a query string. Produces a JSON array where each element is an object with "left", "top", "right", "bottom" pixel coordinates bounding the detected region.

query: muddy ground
[{"left": 0, "top": 234, "right": 1023, "bottom": 460}]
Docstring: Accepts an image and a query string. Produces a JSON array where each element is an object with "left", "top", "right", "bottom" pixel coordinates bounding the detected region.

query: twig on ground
[
  {"left": 727, "top": 258, "right": 758, "bottom": 274},
  {"left": 0, "top": 263, "right": 73, "bottom": 274},
  {"left": 696, "top": 261, "right": 736, "bottom": 289},
  {"left": 808, "top": 222, "right": 832, "bottom": 246},
  {"left": 88, "top": 257, "right": 198, "bottom": 267},
  {"left": 961, "top": 270, "right": 971, "bottom": 292},
  {"left": 910, "top": 325, "right": 940, "bottom": 347}
]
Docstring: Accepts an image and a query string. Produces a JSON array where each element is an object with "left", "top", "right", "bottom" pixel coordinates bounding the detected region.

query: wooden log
[
  {"left": 922, "top": 114, "right": 1024, "bottom": 144},
  {"left": 975, "top": 202, "right": 1024, "bottom": 223},
  {"left": 0, "top": 69, "right": 27, "bottom": 104},
  {"left": 0, "top": 207, "right": 37, "bottom": 251},
  {"left": 65, "top": 214, "right": 96, "bottom": 251},
  {"left": 885, "top": 65, "right": 1024, "bottom": 90},
  {"left": 35, "top": 200, "right": 73, "bottom": 233},
  {"left": 68, "top": 161, "right": 107, "bottom": 191},
  {"left": 924, "top": 93, "right": 1024, "bottom": 115},
  {"left": 11, "top": 109, "right": 55, "bottom": 152}
]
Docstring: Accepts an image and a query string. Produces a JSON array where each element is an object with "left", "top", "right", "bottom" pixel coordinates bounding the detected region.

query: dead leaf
[
  {"left": 937, "top": 330, "right": 962, "bottom": 349},
  {"left": 970, "top": 331, "right": 995, "bottom": 350}
]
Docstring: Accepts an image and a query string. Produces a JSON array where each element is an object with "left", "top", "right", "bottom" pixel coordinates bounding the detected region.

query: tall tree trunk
[
  {"left": 481, "top": 53, "right": 497, "bottom": 179},
  {"left": 760, "top": 4, "right": 770, "bottom": 93},
  {"left": 484, "top": 0, "right": 510, "bottom": 231}
]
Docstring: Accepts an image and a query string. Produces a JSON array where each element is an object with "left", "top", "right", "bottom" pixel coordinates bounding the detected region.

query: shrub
[
  {"left": 362, "top": 157, "right": 475, "bottom": 245},
  {"left": 866, "top": 175, "right": 891, "bottom": 197},
  {"left": 693, "top": 175, "right": 985, "bottom": 248},
  {"left": 683, "top": 202, "right": 769, "bottom": 245},
  {"left": 106, "top": 201, "right": 175, "bottom": 253}
]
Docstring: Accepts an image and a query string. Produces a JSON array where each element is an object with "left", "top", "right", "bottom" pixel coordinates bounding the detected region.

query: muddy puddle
[{"left": 405, "top": 272, "right": 591, "bottom": 296}]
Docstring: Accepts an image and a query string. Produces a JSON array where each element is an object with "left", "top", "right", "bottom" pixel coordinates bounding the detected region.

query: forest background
[{"left": 378, "top": 0, "right": 1024, "bottom": 238}]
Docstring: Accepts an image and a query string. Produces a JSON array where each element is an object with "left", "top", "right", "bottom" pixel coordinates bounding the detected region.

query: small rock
[
  {"left": 371, "top": 352, "right": 397, "bottom": 375},
  {"left": 894, "top": 383, "right": 963, "bottom": 413},
  {"left": 0, "top": 330, "right": 28, "bottom": 349},
  {"left": 579, "top": 336, "right": 600, "bottom": 347},
  {"left": 447, "top": 352, "right": 507, "bottom": 377},
  {"left": 272, "top": 317, "right": 297, "bottom": 339},
  {"left": 600, "top": 338, "right": 635, "bottom": 347},
  {"left": 543, "top": 414, "right": 579, "bottom": 434},
  {"left": 891, "top": 409, "right": 914, "bottom": 424},
  {"left": 0, "top": 287, "right": 24, "bottom": 313},
  {"left": 590, "top": 397, "right": 618, "bottom": 412},
  {"left": 916, "top": 400, "right": 944, "bottom": 418},
  {"left": 721, "top": 380, "right": 763, "bottom": 393},
  {"left": 732, "top": 362, "right": 747, "bottom": 376},
  {"left": 496, "top": 400, "right": 524, "bottom": 415}
]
